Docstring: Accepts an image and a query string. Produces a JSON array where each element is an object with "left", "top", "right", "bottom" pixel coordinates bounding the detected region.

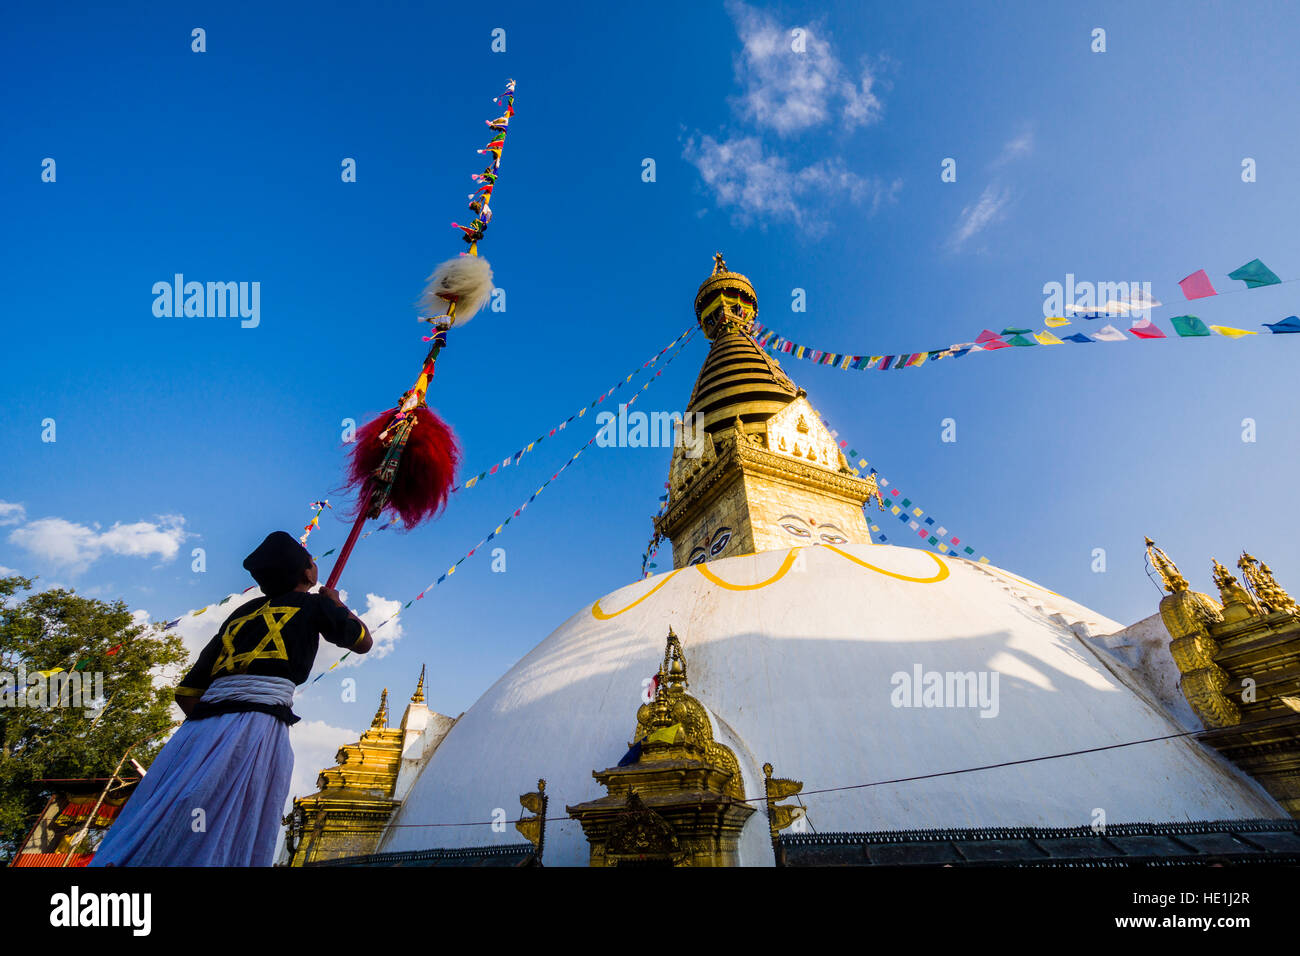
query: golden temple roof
[{"left": 686, "top": 254, "right": 797, "bottom": 436}]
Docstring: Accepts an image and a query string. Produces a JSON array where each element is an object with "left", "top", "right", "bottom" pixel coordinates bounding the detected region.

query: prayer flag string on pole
[
  {"left": 814, "top": 410, "right": 992, "bottom": 565},
  {"left": 324, "top": 79, "right": 519, "bottom": 593},
  {"left": 307, "top": 329, "right": 698, "bottom": 682},
  {"left": 455, "top": 328, "right": 692, "bottom": 492},
  {"left": 750, "top": 255, "right": 1296, "bottom": 376}
]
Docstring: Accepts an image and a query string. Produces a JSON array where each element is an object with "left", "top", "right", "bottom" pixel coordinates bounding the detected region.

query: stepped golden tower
[{"left": 654, "top": 254, "right": 884, "bottom": 568}]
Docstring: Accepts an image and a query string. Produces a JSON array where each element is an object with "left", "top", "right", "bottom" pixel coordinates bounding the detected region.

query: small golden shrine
[
  {"left": 566, "top": 628, "right": 755, "bottom": 866},
  {"left": 283, "top": 685, "right": 406, "bottom": 865},
  {"left": 1147, "top": 538, "right": 1300, "bottom": 815}
]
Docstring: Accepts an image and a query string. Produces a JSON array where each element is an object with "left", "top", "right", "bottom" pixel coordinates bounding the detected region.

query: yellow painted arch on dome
[
  {"left": 591, "top": 545, "right": 947, "bottom": 620},
  {"left": 591, "top": 568, "right": 684, "bottom": 620},
  {"left": 822, "top": 544, "right": 950, "bottom": 583},
  {"left": 694, "top": 548, "right": 801, "bottom": 590}
]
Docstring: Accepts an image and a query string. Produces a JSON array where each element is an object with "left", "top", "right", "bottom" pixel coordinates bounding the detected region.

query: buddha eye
[
  {"left": 709, "top": 529, "right": 732, "bottom": 556},
  {"left": 688, "top": 548, "right": 707, "bottom": 565},
  {"left": 820, "top": 533, "right": 847, "bottom": 544},
  {"left": 782, "top": 524, "right": 811, "bottom": 538}
]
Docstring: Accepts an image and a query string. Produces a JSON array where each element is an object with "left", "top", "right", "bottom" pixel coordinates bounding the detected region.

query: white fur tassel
[{"left": 419, "top": 255, "right": 494, "bottom": 324}]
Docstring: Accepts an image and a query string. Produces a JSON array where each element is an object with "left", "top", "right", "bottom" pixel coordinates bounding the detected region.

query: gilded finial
[
  {"left": 712, "top": 251, "right": 727, "bottom": 275},
  {"left": 1238, "top": 552, "right": 1299, "bottom": 616},
  {"left": 371, "top": 688, "right": 389, "bottom": 728},
  {"left": 662, "top": 627, "right": 688, "bottom": 693},
  {"left": 411, "top": 664, "right": 426, "bottom": 704},
  {"left": 1212, "top": 558, "right": 1259, "bottom": 622},
  {"left": 1145, "top": 537, "right": 1189, "bottom": 593}
]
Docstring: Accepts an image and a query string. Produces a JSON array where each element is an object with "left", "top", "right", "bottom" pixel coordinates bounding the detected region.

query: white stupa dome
[{"left": 380, "top": 542, "right": 1283, "bottom": 866}]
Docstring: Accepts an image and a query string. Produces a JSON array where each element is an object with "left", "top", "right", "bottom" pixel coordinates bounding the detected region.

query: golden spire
[
  {"left": 1212, "top": 558, "right": 1259, "bottom": 622},
  {"left": 411, "top": 664, "right": 426, "bottom": 704},
  {"left": 661, "top": 627, "right": 688, "bottom": 694},
  {"left": 1238, "top": 552, "right": 1299, "bottom": 616},
  {"left": 371, "top": 688, "right": 389, "bottom": 729},
  {"left": 694, "top": 252, "right": 759, "bottom": 340},
  {"left": 1145, "top": 537, "right": 1189, "bottom": 593}
]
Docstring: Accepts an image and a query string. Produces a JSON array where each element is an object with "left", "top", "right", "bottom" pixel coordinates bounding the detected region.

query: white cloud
[
  {"left": 7, "top": 514, "right": 189, "bottom": 573},
  {"left": 331, "top": 592, "right": 405, "bottom": 668},
  {"left": 727, "top": 0, "right": 882, "bottom": 137},
  {"left": 0, "top": 502, "right": 26, "bottom": 526},
  {"left": 948, "top": 183, "right": 1013, "bottom": 251},
  {"left": 992, "top": 128, "right": 1034, "bottom": 167},
  {"left": 286, "top": 718, "right": 361, "bottom": 811},
  {"left": 684, "top": 133, "right": 900, "bottom": 236},
  {"left": 0, "top": 566, "right": 18, "bottom": 576}
]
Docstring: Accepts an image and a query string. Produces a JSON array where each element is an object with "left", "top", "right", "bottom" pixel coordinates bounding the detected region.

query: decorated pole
[{"left": 325, "top": 79, "right": 517, "bottom": 590}]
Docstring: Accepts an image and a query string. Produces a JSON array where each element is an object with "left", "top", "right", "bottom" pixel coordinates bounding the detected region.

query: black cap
[{"left": 242, "top": 531, "right": 312, "bottom": 597}]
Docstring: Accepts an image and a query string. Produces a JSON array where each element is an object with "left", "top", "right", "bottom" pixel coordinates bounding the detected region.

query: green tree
[{"left": 0, "top": 575, "right": 187, "bottom": 861}]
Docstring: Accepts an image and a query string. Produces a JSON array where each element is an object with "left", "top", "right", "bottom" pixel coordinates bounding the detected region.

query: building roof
[{"left": 778, "top": 819, "right": 1300, "bottom": 866}]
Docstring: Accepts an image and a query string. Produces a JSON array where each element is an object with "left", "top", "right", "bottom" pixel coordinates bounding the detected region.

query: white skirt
[{"left": 89, "top": 677, "right": 295, "bottom": 867}]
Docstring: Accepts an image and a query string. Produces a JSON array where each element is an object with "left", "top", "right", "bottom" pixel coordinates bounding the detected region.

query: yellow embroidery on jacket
[{"left": 211, "top": 605, "right": 299, "bottom": 676}]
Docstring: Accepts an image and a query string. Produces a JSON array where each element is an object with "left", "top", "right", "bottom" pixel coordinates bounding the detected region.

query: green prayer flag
[
  {"left": 1005, "top": 334, "right": 1037, "bottom": 346},
  {"left": 1001, "top": 327, "right": 1033, "bottom": 336},
  {"left": 1228, "top": 258, "right": 1281, "bottom": 289},
  {"left": 901, "top": 498, "right": 911, "bottom": 508},
  {"left": 1170, "top": 315, "right": 1211, "bottom": 337}
]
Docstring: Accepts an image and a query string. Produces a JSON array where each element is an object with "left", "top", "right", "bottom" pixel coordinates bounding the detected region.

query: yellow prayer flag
[
  {"left": 1044, "top": 316, "right": 1071, "bottom": 327},
  {"left": 858, "top": 459, "right": 868, "bottom": 469},
  {"left": 1034, "top": 331, "right": 1065, "bottom": 345},
  {"left": 466, "top": 476, "right": 478, "bottom": 488},
  {"left": 912, "top": 507, "right": 923, "bottom": 516},
  {"left": 645, "top": 723, "right": 682, "bottom": 744},
  {"left": 1210, "top": 325, "right": 1256, "bottom": 338}
]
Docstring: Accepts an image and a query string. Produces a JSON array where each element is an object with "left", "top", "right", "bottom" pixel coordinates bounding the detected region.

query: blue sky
[{"left": 3, "top": 1, "right": 1299, "bottom": 786}]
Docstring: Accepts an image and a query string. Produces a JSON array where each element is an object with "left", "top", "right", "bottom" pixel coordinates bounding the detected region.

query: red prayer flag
[{"left": 1129, "top": 319, "right": 1166, "bottom": 339}]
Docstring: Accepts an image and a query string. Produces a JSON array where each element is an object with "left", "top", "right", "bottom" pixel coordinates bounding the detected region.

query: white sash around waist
[{"left": 200, "top": 674, "right": 295, "bottom": 708}]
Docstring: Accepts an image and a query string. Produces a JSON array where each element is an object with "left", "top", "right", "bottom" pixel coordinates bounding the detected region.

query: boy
[{"left": 91, "top": 531, "right": 373, "bottom": 866}]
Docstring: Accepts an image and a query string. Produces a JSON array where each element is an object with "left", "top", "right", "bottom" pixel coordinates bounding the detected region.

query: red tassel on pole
[{"left": 345, "top": 406, "right": 460, "bottom": 527}]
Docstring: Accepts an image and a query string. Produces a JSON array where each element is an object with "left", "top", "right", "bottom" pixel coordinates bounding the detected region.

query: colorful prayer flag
[
  {"left": 1093, "top": 324, "right": 1127, "bottom": 342},
  {"left": 1129, "top": 319, "right": 1166, "bottom": 339},
  {"left": 1170, "top": 315, "right": 1211, "bottom": 337},
  {"left": 1178, "top": 270, "right": 1217, "bottom": 300},
  {"left": 1228, "top": 258, "right": 1281, "bottom": 289},
  {"left": 1034, "top": 331, "right": 1064, "bottom": 345},
  {"left": 1264, "top": 315, "right": 1300, "bottom": 333},
  {"left": 1210, "top": 325, "right": 1256, "bottom": 338}
]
